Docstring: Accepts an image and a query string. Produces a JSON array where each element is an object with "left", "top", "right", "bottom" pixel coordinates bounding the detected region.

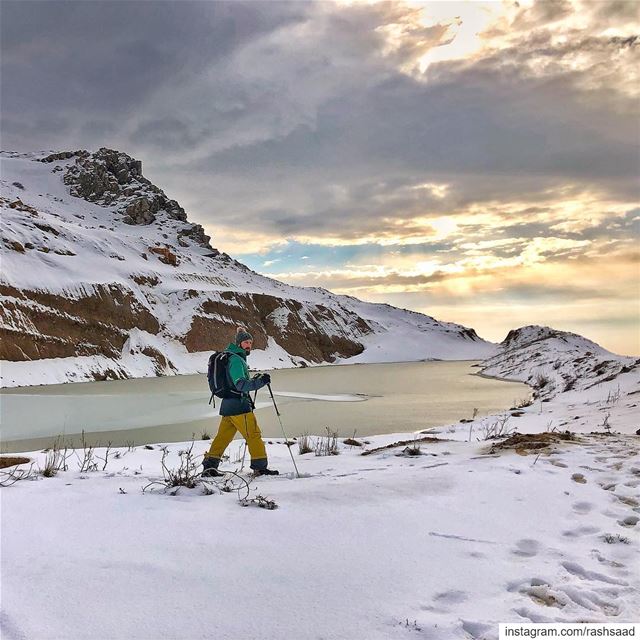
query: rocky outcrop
[
  {"left": 40, "top": 148, "right": 208, "bottom": 235},
  {"left": 183, "top": 292, "right": 370, "bottom": 362},
  {"left": 0, "top": 283, "right": 159, "bottom": 361}
]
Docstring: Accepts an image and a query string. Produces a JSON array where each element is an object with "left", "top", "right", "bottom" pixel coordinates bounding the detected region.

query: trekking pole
[{"left": 267, "top": 383, "right": 300, "bottom": 478}]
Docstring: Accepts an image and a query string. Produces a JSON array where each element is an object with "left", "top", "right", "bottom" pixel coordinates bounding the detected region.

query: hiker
[{"left": 202, "top": 326, "right": 278, "bottom": 477}]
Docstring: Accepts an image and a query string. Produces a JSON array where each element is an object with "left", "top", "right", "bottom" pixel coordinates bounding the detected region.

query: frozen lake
[{"left": 0, "top": 361, "right": 529, "bottom": 453}]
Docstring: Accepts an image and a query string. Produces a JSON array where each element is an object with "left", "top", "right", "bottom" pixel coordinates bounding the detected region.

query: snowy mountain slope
[
  {"left": 480, "top": 325, "right": 638, "bottom": 400},
  {"left": 433, "top": 324, "right": 640, "bottom": 441},
  {"left": 0, "top": 149, "right": 494, "bottom": 387}
]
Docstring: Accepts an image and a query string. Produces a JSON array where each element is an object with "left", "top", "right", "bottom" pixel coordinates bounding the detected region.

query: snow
[
  {"left": 270, "top": 391, "right": 366, "bottom": 402},
  {"left": 2, "top": 431, "right": 638, "bottom": 639},
  {"left": 2, "top": 325, "right": 640, "bottom": 639}
]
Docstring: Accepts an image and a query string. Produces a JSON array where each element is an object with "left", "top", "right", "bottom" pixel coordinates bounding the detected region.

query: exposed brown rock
[
  {"left": 132, "top": 274, "right": 160, "bottom": 287},
  {"left": 184, "top": 291, "right": 369, "bottom": 362},
  {"left": 34, "top": 222, "right": 60, "bottom": 236},
  {"left": 40, "top": 151, "right": 84, "bottom": 163},
  {"left": 141, "top": 346, "right": 176, "bottom": 375},
  {"left": 1, "top": 197, "right": 38, "bottom": 216},
  {"left": 0, "top": 456, "right": 31, "bottom": 469},
  {"left": 148, "top": 245, "right": 178, "bottom": 266},
  {"left": 126, "top": 198, "right": 154, "bottom": 225},
  {"left": 0, "top": 283, "right": 159, "bottom": 361},
  {"left": 0, "top": 326, "right": 82, "bottom": 360},
  {"left": 182, "top": 315, "right": 234, "bottom": 353},
  {"left": 91, "top": 368, "right": 122, "bottom": 381}
]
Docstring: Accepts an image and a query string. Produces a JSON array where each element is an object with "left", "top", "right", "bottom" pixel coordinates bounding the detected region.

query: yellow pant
[{"left": 205, "top": 412, "right": 268, "bottom": 470}]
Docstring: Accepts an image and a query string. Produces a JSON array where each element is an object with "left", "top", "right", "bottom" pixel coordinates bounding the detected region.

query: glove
[{"left": 261, "top": 373, "right": 271, "bottom": 385}]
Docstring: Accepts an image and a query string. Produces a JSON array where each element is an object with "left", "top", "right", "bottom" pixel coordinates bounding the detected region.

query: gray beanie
[{"left": 235, "top": 326, "right": 253, "bottom": 345}]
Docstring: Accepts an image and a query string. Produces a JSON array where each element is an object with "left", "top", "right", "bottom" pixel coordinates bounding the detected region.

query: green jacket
[{"left": 220, "top": 343, "right": 267, "bottom": 416}]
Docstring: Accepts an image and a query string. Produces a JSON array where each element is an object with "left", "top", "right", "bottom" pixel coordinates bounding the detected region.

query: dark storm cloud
[
  {"left": 1, "top": 0, "right": 638, "bottom": 245},
  {"left": 1, "top": 0, "right": 309, "bottom": 143}
]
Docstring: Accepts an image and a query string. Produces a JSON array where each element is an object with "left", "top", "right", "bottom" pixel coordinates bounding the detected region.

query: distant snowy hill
[
  {"left": 481, "top": 325, "right": 639, "bottom": 401},
  {"left": 0, "top": 149, "right": 495, "bottom": 387}
]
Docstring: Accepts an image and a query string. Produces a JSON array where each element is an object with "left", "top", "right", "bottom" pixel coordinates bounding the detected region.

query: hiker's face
[{"left": 240, "top": 339, "right": 253, "bottom": 354}]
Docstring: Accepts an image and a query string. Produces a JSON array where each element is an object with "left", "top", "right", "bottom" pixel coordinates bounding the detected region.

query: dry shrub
[
  {"left": 480, "top": 415, "right": 514, "bottom": 440},
  {"left": 160, "top": 442, "right": 200, "bottom": 488},
  {"left": 298, "top": 433, "right": 313, "bottom": 455},
  {"left": 314, "top": 428, "right": 339, "bottom": 456},
  {"left": 41, "top": 436, "right": 71, "bottom": 476},
  {"left": 240, "top": 494, "right": 278, "bottom": 510}
]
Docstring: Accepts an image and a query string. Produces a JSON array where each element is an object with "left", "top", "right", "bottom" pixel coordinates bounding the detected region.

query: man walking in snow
[{"left": 202, "top": 326, "right": 279, "bottom": 477}]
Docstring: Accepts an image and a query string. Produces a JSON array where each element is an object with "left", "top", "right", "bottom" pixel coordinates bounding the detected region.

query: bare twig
[
  {"left": 479, "top": 415, "right": 514, "bottom": 440},
  {"left": 76, "top": 430, "right": 97, "bottom": 472},
  {"left": 96, "top": 442, "right": 112, "bottom": 471},
  {"left": 0, "top": 462, "right": 36, "bottom": 486},
  {"left": 314, "top": 427, "right": 339, "bottom": 456}
]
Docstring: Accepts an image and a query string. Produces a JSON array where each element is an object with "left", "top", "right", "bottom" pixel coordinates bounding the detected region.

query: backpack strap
[{"left": 226, "top": 352, "right": 246, "bottom": 397}]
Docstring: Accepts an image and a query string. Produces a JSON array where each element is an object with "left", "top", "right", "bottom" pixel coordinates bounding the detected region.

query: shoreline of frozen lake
[{"left": 0, "top": 360, "right": 529, "bottom": 453}]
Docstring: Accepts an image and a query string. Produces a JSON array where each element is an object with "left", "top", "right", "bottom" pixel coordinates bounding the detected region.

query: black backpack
[{"left": 207, "top": 351, "right": 240, "bottom": 405}]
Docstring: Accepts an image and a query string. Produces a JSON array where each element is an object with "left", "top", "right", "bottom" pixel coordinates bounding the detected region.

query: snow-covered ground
[
  {"left": 2, "top": 327, "right": 639, "bottom": 640},
  {"left": 2, "top": 434, "right": 638, "bottom": 639}
]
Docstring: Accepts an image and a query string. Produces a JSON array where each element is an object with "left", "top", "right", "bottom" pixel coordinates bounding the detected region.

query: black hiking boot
[
  {"left": 202, "top": 458, "right": 222, "bottom": 477},
  {"left": 254, "top": 468, "right": 279, "bottom": 476}
]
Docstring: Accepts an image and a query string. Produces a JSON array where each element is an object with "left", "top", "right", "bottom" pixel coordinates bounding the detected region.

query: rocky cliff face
[
  {"left": 41, "top": 148, "right": 209, "bottom": 241},
  {"left": 0, "top": 149, "right": 493, "bottom": 386}
]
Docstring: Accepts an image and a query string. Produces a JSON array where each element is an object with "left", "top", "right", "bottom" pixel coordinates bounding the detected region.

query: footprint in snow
[
  {"left": 559, "top": 584, "right": 621, "bottom": 616},
  {"left": 562, "top": 525, "right": 600, "bottom": 538},
  {"left": 591, "top": 550, "right": 625, "bottom": 570},
  {"left": 572, "top": 501, "right": 593, "bottom": 515},
  {"left": 561, "top": 561, "right": 628, "bottom": 586},
  {"left": 513, "top": 606, "right": 553, "bottom": 624},
  {"left": 615, "top": 494, "right": 639, "bottom": 508},
  {"left": 512, "top": 539, "right": 541, "bottom": 558},
  {"left": 461, "top": 620, "right": 493, "bottom": 639},
  {"left": 617, "top": 515, "right": 639, "bottom": 528},
  {"left": 433, "top": 589, "right": 468, "bottom": 606}
]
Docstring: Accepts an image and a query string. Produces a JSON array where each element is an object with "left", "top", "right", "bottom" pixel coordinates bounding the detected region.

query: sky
[{"left": 1, "top": 0, "right": 639, "bottom": 355}]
